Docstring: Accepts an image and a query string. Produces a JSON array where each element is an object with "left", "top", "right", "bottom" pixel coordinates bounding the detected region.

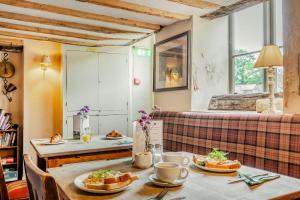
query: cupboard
[{"left": 63, "top": 50, "right": 129, "bottom": 138}]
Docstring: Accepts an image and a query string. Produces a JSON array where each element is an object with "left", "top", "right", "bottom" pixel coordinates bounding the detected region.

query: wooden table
[
  {"left": 47, "top": 152, "right": 300, "bottom": 200},
  {"left": 31, "top": 136, "right": 132, "bottom": 171}
]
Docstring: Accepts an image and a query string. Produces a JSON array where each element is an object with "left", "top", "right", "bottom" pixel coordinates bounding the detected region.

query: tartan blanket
[{"left": 152, "top": 111, "right": 300, "bottom": 178}]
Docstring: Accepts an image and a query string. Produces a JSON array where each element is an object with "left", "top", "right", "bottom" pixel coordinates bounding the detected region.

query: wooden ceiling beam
[
  {"left": 0, "top": 37, "right": 23, "bottom": 47},
  {"left": 77, "top": 0, "right": 190, "bottom": 20},
  {"left": 0, "top": 0, "right": 161, "bottom": 30},
  {"left": 0, "top": 30, "right": 100, "bottom": 47},
  {"left": 0, "top": 11, "right": 140, "bottom": 34},
  {"left": 0, "top": 21, "right": 126, "bottom": 41},
  {"left": 168, "top": 0, "right": 220, "bottom": 9},
  {"left": 201, "top": 0, "right": 265, "bottom": 19}
]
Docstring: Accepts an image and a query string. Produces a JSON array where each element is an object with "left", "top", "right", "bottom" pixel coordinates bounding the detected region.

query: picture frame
[{"left": 153, "top": 31, "right": 190, "bottom": 92}]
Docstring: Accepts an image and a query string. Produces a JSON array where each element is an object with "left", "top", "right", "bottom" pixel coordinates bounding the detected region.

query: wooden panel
[
  {"left": 169, "top": 0, "right": 220, "bottom": 9},
  {"left": 47, "top": 149, "right": 132, "bottom": 168},
  {"left": 0, "top": 0, "right": 161, "bottom": 30},
  {"left": 98, "top": 53, "right": 129, "bottom": 113},
  {"left": 0, "top": 21, "right": 124, "bottom": 41},
  {"left": 77, "top": 0, "right": 189, "bottom": 20},
  {"left": 201, "top": 0, "right": 264, "bottom": 19},
  {"left": 0, "top": 30, "right": 99, "bottom": 46},
  {"left": 0, "top": 11, "right": 140, "bottom": 34},
  {"left": 66, "top": 51, "right": 100, "bottom": 111}
]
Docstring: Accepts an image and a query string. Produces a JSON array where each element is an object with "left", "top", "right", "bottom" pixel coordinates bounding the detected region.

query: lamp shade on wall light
[{"left": 40, "top": 55, "right": 52, "bottom": 71}]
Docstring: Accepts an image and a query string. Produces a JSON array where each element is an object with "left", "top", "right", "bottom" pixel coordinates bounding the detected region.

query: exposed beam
[
  {"left": 201, "top": 0, "right": 265, "bottom": 19},
  {"left": 0, "top": 11, "right": 140, "bottom": 34},
  {"left": 0, "top": 37, "right": 23, "bottom": 47},
  {"left": 77, "top": 0, "right": 189, "bottom": 20},
  {"left": 0, "top": 21, "right": 125, "bottom": 41},
  {"left": 0, "top": 30, "right": 100, "bottom": 47},
  {"left": 169, "top": 0, "right": 220, "bottom": 9},
  {"left": 0, "top": 0, "right": 161, "bottom": 30}
]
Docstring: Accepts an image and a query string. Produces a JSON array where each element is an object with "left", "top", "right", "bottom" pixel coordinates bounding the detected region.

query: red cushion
[{"left": 7, "top": 180, "right": 29, "bottom": 200}]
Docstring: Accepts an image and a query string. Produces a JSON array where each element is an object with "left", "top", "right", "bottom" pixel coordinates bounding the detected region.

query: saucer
[{"left": 148, "top": 174, "right": 186, "bottom": 187}]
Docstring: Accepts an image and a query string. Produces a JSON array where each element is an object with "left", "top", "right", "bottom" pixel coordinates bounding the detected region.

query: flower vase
[{"left": 144, "top": 129, "right": 151, "bottom": 152}]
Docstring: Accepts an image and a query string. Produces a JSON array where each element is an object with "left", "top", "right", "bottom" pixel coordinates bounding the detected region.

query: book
[
  {"left": 1, "top": 157, "right": 14, "bottom": 164},
  {"left": 1, "top": 113, "right": 11, "bottom": 130},
  {"left": 0, "top": 110, "right": 6, "bottom": 129}
]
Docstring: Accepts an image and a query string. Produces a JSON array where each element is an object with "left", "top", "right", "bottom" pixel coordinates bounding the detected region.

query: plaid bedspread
[{"left": 152, "top": 111, "right": 300, "bottom": 178}]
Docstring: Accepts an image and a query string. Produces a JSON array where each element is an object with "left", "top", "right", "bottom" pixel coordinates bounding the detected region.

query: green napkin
[{"left": 240, "top": 174, "right": 280, "bottom": 186}]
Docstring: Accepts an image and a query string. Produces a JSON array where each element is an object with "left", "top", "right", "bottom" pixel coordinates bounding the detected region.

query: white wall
[
  {"left": 131, "top": 36, "right": 154, "bottom": 121},
  {"left": 154, "top": 19, "right": 192, "bottom": 111},
  {"left": 191, "top": 16, "right": 229, "bottom": 111},
  {"left": 153, "top": 16, "right": 229, "bottom": 112}
]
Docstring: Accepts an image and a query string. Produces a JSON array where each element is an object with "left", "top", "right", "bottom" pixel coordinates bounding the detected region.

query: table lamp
[{"left": 255, "top": 45, "right": 283, "bottom": 114}]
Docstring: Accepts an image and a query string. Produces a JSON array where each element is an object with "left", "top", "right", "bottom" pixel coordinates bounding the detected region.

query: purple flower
[
  {"left": 138, "top": 110, "right": 147, "bottom": 114},
  {"left": 78, "top": 105, "right": 90, "bottom": 115}
]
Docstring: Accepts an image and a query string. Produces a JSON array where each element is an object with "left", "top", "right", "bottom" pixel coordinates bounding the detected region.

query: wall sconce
[{"left": 40, "top": 55, "right": 52, "bottom": 79}]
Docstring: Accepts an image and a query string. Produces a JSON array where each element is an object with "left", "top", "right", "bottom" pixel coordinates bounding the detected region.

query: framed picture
[{"left": 153, "top": 31, "right": 190, "bottom": 92}]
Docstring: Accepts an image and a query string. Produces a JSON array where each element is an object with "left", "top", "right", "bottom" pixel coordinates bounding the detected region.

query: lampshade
[
  {"left": 41, "top": 55, "right": 52, "bottom": 66},
  {"left": 255, "top": 45, "right": 283, "bottom": 68}
]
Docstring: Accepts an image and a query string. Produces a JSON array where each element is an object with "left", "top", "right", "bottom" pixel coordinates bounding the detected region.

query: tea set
[{"left": 134, "top": 151, "right": 190, "bottom": 187}]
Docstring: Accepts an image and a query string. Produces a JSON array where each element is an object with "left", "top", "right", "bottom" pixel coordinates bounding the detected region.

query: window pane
[
  {"left": 276, "top": 67, "right": 283, "bottom": 92},
  {"left": 234, "top": 53, "right": 264, "bottom": 94},
  {"left": 233, "top": 3, "right": 264, "bottom": 54},
  {"left": 275, "top": 0, "right": 283, "bottom": 46}
]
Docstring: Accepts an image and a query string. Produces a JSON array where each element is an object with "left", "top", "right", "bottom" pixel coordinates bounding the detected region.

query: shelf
[
  {"left": 0, "top": 146, "right": 17, "bottom": 149},
  {"left": 0, "top": 129, "right": 16, "bottom": 132},
  {"left": 5, "top": 177, "right": 17, "bottom": 182},
  {"left": 2, "top": 163, "right": 17, "bottom": 166}
]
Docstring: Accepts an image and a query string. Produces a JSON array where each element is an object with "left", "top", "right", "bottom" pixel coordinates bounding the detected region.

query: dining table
[
  {"left": 47, "top": 152, "right": 300, "bottom": 200},
  {"left": 31, "top": 136, "right": 133, "bottom": 171}
]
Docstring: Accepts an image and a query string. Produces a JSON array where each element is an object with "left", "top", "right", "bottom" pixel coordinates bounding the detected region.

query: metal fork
[{"left": 148, "top": 188, "right": 169, "bottom": 200}]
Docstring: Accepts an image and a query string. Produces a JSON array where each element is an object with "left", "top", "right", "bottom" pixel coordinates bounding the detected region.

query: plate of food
[
  {"left": 193, "top": 149, "right": 241, "bottom": 173},
  {"left": 42, "top": 134, "right": 66, "bottom": 145},
  {"left": 74, "top": 169, "right": 138, "bottom": 194},
  {"left": 105, "top": 130, "right": 126, "bottom": 140}
]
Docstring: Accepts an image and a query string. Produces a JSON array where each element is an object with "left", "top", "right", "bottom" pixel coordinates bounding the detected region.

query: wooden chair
[
  {"left": 23, "top": 154, "right": 60, "bottom": 200},
  {"left": 0, "top": 158, "right": 29, "bottom": 200}
]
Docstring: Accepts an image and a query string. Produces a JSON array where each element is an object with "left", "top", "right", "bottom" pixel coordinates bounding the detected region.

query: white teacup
[
  {"left": 154, "top": 162, "right": 189, "bottom": 183},
  {"left": 135, "top": 152, "right": 152, "bottom": 169},
  {"left": 162, "top": 152, "right": 190, "bottom": 166}
]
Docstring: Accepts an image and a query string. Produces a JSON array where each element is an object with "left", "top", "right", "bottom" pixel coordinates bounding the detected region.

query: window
[
  {"left": 232, "top": 4, "right": 264, "bottom": 94},
  {"left": 275, "top": 0, "right": 283, "bottom": 92},
  {"left": 229, "top": 0, "right": 283, "bottom": 94}
]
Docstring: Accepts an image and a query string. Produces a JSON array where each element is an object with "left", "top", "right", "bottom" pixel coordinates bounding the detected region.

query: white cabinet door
[
  {"left": 99, "top": 53, "right": 128, "bottom": 114},
  {"left": 99, "top": 115, "right": 128, "bottom": 136},
  {"left": 66, "top": 115, "right": 99, "bottom": 138},
  {"left": 66, "top": 51, "right": 99, "bottom": 112}
]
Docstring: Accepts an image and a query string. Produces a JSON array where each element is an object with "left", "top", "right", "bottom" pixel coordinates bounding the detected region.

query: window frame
[{"left": 228, "top": 0, "right": 282, "bottom": 94}]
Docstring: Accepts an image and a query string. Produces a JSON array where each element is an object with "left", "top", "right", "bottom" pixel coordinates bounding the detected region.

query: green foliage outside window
[{"left": 234, "top": 49, "right": 263, "bottom": 86}]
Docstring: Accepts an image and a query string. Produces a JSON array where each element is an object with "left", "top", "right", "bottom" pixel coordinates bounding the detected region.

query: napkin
[{"left": 240, "top": 174, "right": 280, "bottom": 186}]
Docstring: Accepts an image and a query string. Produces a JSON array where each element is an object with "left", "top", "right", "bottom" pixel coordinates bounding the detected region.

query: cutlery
[
  {"left": 228, "top": 173, "right": 268, "bottom": 184},
  {"left": 169, "top": 197, "right": 186, "bottom": 200},
  {"left": 148, "top": 188, "right": 169, "bottom": 200},
  {"left": 241, "top": 174, "right": 280, "bottom": 186}
]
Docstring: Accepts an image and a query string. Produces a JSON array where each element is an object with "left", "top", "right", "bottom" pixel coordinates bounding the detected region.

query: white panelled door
[
  {"left": 66, "top": 51, "right": 99, "bottom": 112},
  {"left": 99, "top": 115, "right": 128, "bottom": 136},
  {"left": 99, "top": 53, "right": 129, "bottom": 114}
]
